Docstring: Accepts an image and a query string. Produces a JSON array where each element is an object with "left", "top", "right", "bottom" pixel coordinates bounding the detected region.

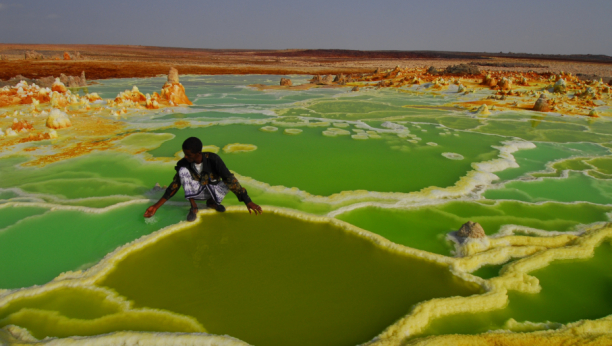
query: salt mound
[
  {"left": 284, "top": 129, "right": 303, "bottom": 135},
  {"left": 46, "top": 109, "right": 71, "bottom": 129},
  {"left": 553, "top": 79, "right": 567, "bottom": 93},
  {"left": 323, "top": 128, "right": 351, "bottom": 137},
  {"left": 426, "top": 142, "right": 438, "bottom": 146},
  {"left": 260, "top": 126, "right": 278, "bottom": 132},
  {"left": 457, "top": 221, "right": 486, "bottom": 238},
  {"left": 202, "top": 145, "right": 220, "bottom": 153},
  {"left": 351, "top": 134, "right": 369, "bottom": 140},
  {"left": 442, "top": 152, "right": 464, "bottom": 160},
  {"left": 51, "top": 78, "right": 67, "bottom": 93},
  {"left": 533, "top": 94, "right": 551, "bottom": 112},
  {"left": 475, "top": 104, "right": 491, "bottom": 115},
  {"left": 381, "top": 121, "right": 407, "bottom": 131},
  {"left": 222, "top": 143, "right": 257, "bottom": 153}
]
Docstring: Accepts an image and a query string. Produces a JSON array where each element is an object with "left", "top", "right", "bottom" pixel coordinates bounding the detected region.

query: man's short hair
[{"left": 182, "top": 137, "right": 203, "bottom": 153}]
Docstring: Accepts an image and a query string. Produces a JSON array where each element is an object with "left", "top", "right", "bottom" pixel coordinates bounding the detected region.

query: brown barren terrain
[{"left": 1, "top": 44, "right": 611, "bottom": 80}]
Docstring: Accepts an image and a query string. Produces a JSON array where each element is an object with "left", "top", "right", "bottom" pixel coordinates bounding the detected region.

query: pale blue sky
[{"left": 0, "top": 0, "right": 610, "bottom": 55}]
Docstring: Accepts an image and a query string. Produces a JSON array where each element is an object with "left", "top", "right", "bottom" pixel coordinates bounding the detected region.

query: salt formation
[
  {"left": 554, "top": 78, "right": 567, "bottom": 93},
  {"left": 51, "top": 78, "right": 67, "bottom": 93},
  {"left": 381, "top": 121, "right": 407, "bottom": 131},
  {"left": 260, "top": 126, "right": 278, "bottom": 132},
  {"left": 457, "top": 221, "right": 486, "bottom": 238},
  {"left": 284, "top": 129, "right": 302, "bottom": 135},
  {"left": 323, "top": 128, "right": 351, "bottom": 137},
  {"left": 160, "top": 68, "right": 193, "bottom": 105},
  {"left": 222, "top": 143, "right": 257, "bottom": 153},
  {"left": 46, "top": 109, "right": 71, "bottom": 129},
  {"left": 533, "top": 94, "right": 551, "bottom": 112},
  {"left": 475, "top": 104, "right": 491, "bottom": 115},
  {"left": 482, "top": 74, "right": 497, "bottom": 87},
  {"left": 498, "top": 77, "right": 512, "bottom": 90},
  {"left": 280, "top": 78, "right": 292, "bottom": 86},
  {"left": 442, "top": 152, "right": 464, "bottom": 160}
]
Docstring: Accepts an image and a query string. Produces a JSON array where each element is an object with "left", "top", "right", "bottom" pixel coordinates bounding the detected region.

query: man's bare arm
[{"left": 144, "top": 173, "right": 181, "bottom": 218}]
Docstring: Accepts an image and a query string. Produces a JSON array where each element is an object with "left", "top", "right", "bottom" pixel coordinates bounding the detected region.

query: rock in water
[
  {"left": 457, "top": 221, "right": 486, "bottom": 238},
  {"left": 534, "top": 94, "right": 551, "bottom": 112},
  {"left": 280, "top": 78, "right": 292, "bottom": 86},
  {"left": 168, "top": 67, "right": 179, "bottom": 84},
  {"left": 351, "top": 86, "right": 360, "bottom": 92}
]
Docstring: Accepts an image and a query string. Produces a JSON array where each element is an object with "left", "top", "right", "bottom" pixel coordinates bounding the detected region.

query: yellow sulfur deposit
[{"left": 222, "top": 143, "right": 257, "bottom": 153}]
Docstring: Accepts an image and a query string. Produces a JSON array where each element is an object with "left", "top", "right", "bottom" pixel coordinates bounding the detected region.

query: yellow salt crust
[
  {"left": 259, "top": 126, "right": 278, "bottom": 132},
  {"left": 202, "top": 145, "right": 220, "bottom": 154},
  {"left": 1, "top": 206, "right": 611, "bottom": 345},
  {"left": 367, "top": 224, "right": 612, "bottom": 345},
  {"left": 221, "top": 143, "right": 257, "bottom": 153},
  {"left": 0, "top": 326, "right": 249, "bottom": 346},
  {"left": 283, "top": 128, "right": 303, "bottom": 135}
]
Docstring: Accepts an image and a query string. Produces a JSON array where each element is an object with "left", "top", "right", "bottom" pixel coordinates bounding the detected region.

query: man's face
[{"left": 183, "top": 149, "right": 201, "bottom": 163}]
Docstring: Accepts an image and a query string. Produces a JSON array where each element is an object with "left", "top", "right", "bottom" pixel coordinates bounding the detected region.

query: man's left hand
[{"left": 246, "top": 202, "right": 263, "bottom": 215}]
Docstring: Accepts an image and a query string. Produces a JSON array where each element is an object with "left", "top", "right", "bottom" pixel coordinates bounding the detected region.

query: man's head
[{"left": 182, "top": 137, "right": 203, "bottom": 163}]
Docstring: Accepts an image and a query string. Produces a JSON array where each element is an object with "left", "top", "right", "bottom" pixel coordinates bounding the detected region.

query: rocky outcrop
[
  {"left": 37, "top": 76, "right": 55, "bottom": 88},
  {"left": 280, "top": 78, "right": 292, "bottom": 86},
  {"left": 457, "top": 221, "right": 486, "bottom": 238},
  {"left": 333, "top": 74, "right": 347, "bottom": 85},
  {"left": 427, "top": 66, "right": 440, "bottom": 75},
  {"left": 36, "top": 72, "right": 86, "bottom": 88},
  {"left": 63, "top": 52, "right": 71, "bottom": 60},
  {"left": 310, "top": 75, "right": 322, "bottom": 84},
  {"left": 533, "top": 94, "right": 551, "bottom": 112},
  {"left": 445, "top": 64, "right": 480, "bottom": 75},
  {"left": 168, "top": 67, "right": 179, "bottom": 84},
  {"left": 25, "top": 51, "right": 45, "bottom": 60},
  {"left": 322, "top": 75, "right": 334, "bottom": 84}
]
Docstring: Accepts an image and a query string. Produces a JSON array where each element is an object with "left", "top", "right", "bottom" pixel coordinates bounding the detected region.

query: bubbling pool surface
[{"left": 1, "top": 74, "right": 612, "bottom": 345}]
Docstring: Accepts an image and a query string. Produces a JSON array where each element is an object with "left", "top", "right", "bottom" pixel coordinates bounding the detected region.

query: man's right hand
[{"left": 144, "top": 205, "right": 158, "bottom": 218}]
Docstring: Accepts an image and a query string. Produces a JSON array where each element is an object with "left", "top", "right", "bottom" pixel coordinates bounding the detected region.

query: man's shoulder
[
  {"left": 202, "top": 151, "right": 221, "bottom": 161},
  {"left": 175, "top": 158, "right": 190, "bottom": 169}
]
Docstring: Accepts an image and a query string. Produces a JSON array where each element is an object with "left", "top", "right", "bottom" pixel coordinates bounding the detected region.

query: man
[{"left": 144, "top": 137, "right": 262, "bottom": 221}]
